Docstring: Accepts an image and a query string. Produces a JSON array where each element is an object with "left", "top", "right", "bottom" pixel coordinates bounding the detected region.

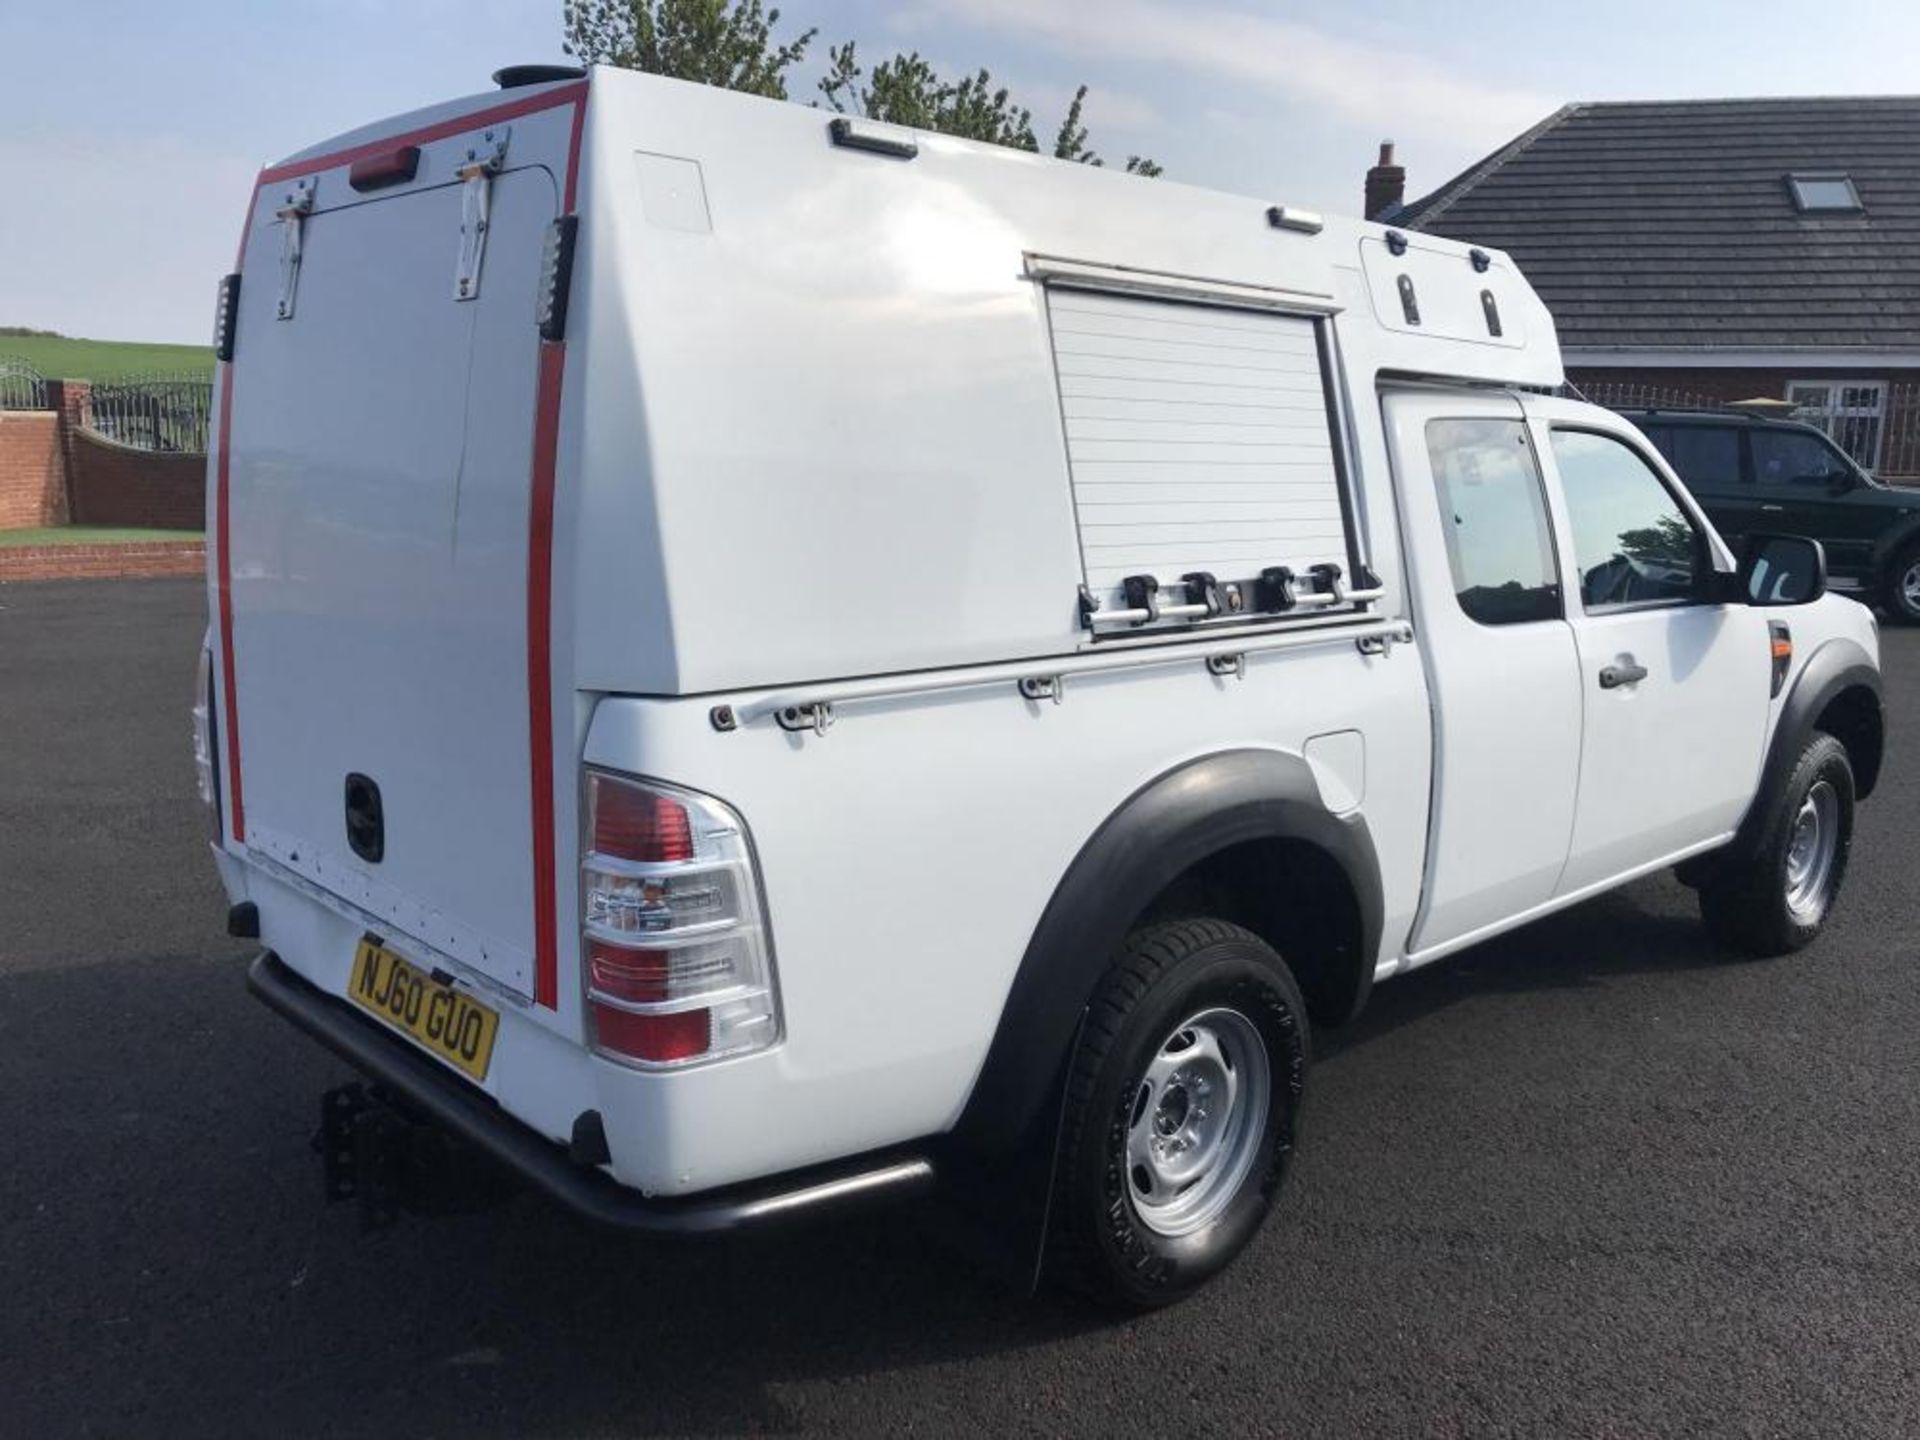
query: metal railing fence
[
  {"left": 79, "top": 373, "right": 213, "bottom": 454},
  {"left": 1578, "top": 378, "right": 1920, "bottom": 485},
  {"left": 0, "top": 356, "right": 49, "bottom": 410}
]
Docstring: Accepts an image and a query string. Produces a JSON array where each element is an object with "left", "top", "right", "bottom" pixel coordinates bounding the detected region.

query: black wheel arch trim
[
  {"left": 952, "top": 747, "right": 1382, "bottom": 1157},
  {"left": 1733, "top": 637, "right": 1883, "bottom": 864}
]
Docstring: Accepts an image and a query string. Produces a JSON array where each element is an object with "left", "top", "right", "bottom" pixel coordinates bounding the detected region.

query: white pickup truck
[{"left": 199, "top": 64, "right": 1885, "bottom": 1307}]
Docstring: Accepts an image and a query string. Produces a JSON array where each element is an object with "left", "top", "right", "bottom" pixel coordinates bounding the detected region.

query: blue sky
[{"left": 6, "top": 0, "right": 1920, "bottom": 343}]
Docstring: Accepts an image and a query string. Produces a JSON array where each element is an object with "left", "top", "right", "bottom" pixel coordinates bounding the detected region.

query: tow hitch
[{"left": 315, "top": 1081, "right": 517, "bottom": 1231}]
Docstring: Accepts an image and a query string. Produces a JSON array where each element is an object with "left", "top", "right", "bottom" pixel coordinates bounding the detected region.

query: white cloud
[{"left": 930, "top": 0, "right": 1553, "bottom": 147}]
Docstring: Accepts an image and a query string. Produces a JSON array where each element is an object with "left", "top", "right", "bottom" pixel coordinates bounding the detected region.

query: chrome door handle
[
  {"left": 1760, "top": 503, "right": 1785, "bottom": 512},
  {"left": 1599, "top": 660, "right": 1649, "bottom": 689}
]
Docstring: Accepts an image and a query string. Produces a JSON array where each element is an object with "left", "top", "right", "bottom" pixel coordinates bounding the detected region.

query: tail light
[
  {"left": 212, "top": 273, "right": 240, "bottom": 362},
  {"left": 191, "top": 643, "right": 222, "bottom": 840},
  {"left": 581, "top": 771, "right": 779, "bottom": 1068}
]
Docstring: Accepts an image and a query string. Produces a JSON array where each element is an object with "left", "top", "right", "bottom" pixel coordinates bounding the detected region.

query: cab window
[
  {"left": 1425, "top": 419, "right": 1561, "bottom": 626},
  {"left": 1749, "top": 428, "right": 1853, "bottom": 487},
  {"left": 1551, "top": 429, "right": 1702, "bottom": 610}
]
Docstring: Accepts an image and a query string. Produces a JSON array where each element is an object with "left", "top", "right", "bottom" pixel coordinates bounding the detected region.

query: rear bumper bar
[{"left": 245, "top": 951, "right": 936, "bottom": 1234}]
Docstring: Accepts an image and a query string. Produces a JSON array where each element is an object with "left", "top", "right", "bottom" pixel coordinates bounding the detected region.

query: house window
[
  {"left": 1785, "top": 173, "right": 1863, "bottom": 213},
  {"left": 1786, "top": 380, "right": 1885, "bottom": 470}
]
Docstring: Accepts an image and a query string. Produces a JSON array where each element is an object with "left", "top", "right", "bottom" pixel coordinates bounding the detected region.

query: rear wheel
[
  {"left": 1045, "top": 918, "right": 1308, "bottom": 1309},
  {"left": 1699, "top": 732, "right": 1854, "bottom": 956},
  {"left": 1880, "top": 542, "right": 1920, "bottom": 624}
]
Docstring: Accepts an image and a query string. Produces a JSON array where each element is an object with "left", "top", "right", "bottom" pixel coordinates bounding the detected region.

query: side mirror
[{"left": 1737, "top": 532, "right": 1827, "bottom": 606}]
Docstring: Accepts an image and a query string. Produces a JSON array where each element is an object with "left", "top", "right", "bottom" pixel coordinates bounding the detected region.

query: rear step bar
[{"left": 246, "top": 952, "right": 936, "bottom": 1233}]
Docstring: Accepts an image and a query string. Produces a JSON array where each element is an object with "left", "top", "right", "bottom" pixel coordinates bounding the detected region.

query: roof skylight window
[{"left": 1787, "top": 173, "right": 1863, "bottom": 213}]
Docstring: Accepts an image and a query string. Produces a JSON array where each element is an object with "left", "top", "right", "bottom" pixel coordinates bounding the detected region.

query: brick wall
[
  {"left": 0, "top": 540, "right": 204, "bottom": 583},
  {"left": 0, "top": 379, "right": 208, "bottom": 532},
  {"left": 0, "top": 411, "right": 68, "bottom": 527},
  {"left": 65, "top": 430, "right": 206, "bottom": 528}
]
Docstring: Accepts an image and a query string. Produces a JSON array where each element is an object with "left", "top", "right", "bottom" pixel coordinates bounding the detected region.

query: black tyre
[
  {"left": 1699, "top": 732, "right": 1854, "bottom": 956},
  {"left": 1880, "top": 542, "right": 1920, "bottom": 625},
  {"left": 1045, "top": 918, "right": 1308, "bottom": 1309}
]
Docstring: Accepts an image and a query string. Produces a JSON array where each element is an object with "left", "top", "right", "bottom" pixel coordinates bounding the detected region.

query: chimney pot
[{"left": 1365, "top": 139, "right": 1406, "bottom": 221}]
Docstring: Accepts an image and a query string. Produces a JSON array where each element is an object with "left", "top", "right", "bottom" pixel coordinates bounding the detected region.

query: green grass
[
  {"left": 0, "top": 526, "right": 203, "bottom": 548},
  {"left": 0, "top": 334, "right": 213, "bottom": 382}
]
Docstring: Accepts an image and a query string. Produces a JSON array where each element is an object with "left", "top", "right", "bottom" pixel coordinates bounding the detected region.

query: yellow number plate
[{"left": 348, "top": 938, "right": 499, "bottom": 1082}]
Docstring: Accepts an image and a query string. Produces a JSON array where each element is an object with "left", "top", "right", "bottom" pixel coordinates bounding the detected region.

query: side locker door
[
  {"left": 1525, "top": 398, "right": 1772, "bottom": 895},
  {"left": 1384, "top": 392, "right": 1584, "bottom": 957}
]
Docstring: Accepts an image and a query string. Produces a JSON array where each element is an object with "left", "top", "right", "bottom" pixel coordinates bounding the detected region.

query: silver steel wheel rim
[
  {"left": 1124, "top": 1006, "right": 1271, "bottom": 1238},
  {"left": 1784, "top": 779, "right": 1840, "bottom": 923},
  {"left": 1902, "top": 561, "right": 1920, "bottom": 611}
]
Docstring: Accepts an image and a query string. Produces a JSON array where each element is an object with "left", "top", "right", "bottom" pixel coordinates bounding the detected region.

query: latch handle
[
  {"left": 1181, "top": 571, "right": 1224, "bottom": 617},
  {"left": 1121, "top": 573, "right": 1161, "bottom": 627},
  {"left": 1257, "top": 566, "right": 1298, "bottom": 612}
]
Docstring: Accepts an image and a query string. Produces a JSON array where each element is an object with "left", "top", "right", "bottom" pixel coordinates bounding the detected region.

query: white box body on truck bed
[{"left": 201, "top": 65, "right": 1885, "bottom": 1305}]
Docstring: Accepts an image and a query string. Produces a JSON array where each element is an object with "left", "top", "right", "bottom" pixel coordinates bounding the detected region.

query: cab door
[
  {"left": 1384, "top": 391, "right": 1583, "bottom": 956},
  {"left": 1524, "top": 398, "right": 1771, "bottom": 896}
]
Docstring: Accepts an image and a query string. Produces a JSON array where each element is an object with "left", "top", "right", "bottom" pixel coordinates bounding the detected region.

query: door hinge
[
  {"left": 274, "top": 178, "right": 316, "bottom": 321},
  {"left": 454, "top": 126, "right": 511, "bottom": 302}
]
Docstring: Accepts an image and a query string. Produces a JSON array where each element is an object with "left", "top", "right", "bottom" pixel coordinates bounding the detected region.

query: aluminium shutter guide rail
[{"left": 717, "top": 616, "right": 1415, "bottom": 737}]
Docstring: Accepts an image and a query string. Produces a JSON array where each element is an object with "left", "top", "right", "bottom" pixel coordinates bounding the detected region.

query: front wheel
[
  {"left": 1699, "top": 732, "right": 1855, "bottom": 956},
  {"left": 1880, "top": 542, "right": 1920, "bottom": 624},
  {"left": 1045, "top": 918, "right": 1308, "bottom": 1309}
]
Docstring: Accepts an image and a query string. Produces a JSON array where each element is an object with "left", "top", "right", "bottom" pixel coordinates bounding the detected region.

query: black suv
[{"left": 1620, "top": 407, "right": 1920, "bottom": 622}]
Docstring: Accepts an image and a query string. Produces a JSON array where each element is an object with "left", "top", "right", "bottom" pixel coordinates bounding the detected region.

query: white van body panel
[
  {"left": 575, "top": 632, "right": 1433, "bottom": 1190},
  {"left": 206, "top": 67, "right": 1874, "bottom": 1202},
  {"left": 563, "top": 71, "right": 1559, "bottom": 695}
]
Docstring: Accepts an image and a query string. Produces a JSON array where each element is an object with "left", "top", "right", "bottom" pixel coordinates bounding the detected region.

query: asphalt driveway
[{"left": 3, "top": 578, "right": 1916, "bottom": 1437}]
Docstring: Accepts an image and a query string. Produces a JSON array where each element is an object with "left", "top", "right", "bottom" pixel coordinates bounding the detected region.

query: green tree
[
  {"left": 1615, "top": 513, "right": 1694, "bottom": 569},
  {"left": 564, "top": 2, "right": 1160, "bottom": 175},
  {"left": 562, "top": 0, "right": 816, "bottom": 99},
  {"left": 1051, "top": 84, "right": 1163, "bottom": 177},
  {"left": 820, "top": 44, "right": 1036, "bottom": 151},
  {"left": 821, "top": 44, "right": 1160, "bottom": 176}
]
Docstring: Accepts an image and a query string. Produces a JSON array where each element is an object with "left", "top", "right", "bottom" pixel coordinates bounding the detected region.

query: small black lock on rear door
[{"left": 344, "top": 773, "right": 385, "bottom": 863}]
